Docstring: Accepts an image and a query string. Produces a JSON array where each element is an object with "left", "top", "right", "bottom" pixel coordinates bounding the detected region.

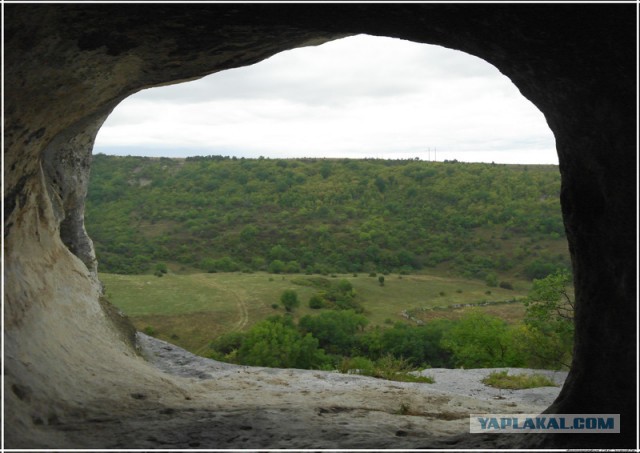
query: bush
[
  {"left": 375, "top": 321, "right": 454, "bottom": 368},
  {"left": 339, "top": 356, "right": 375, "bottom": 375},
  {"left": 154, "top": 262, "right": 168, "bottom": 274},
  {"left": 485, "top": 273, "right": 498, "bottom": 287},
  {"left": 441, "top": 311, "right": 523, "bottom": 368},
  {"left": 236, "top": 318, "right": 330, "bottom": 369},
  {"left": 481, "top": 370, "right": 557, "bottom": 389},
  {"left": 143, "top": 326, "right": 155, "bottom": 335},
  {"left": 299, "top": 310, "right": 368, "bottom": 355},
  {"left": 280, "top": 289, "right": 300, "bottom": 312},
  {"left": 308, "top": 295, "right": 325, "bottom": 309},
  {"left": 210, "top": 331, "right": 246, "bottom": 355},
  {"left": 499, "top": 281, "right": 514, "bottom": 290},
  {"left": 371, "top": 355, "right": 434, "bottom": 383},
  {"left": 269, "top": 259, "right": 285, "bottom": 274}
]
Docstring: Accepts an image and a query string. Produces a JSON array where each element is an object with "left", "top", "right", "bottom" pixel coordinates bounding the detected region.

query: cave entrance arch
[
  {"left": 4, "top": 4, "right": 636, "bottom": 449},
  {"left": 87, "top": 33, "right": 565, "bottom": 362}
]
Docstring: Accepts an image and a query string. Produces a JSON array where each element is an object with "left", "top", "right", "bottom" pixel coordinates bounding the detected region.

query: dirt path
[
  {"left": 192, "top": 275, "right": 250, "bottom": 332},
  {"left": 230, "top": 288, "right": 249, "bottom": 331}
]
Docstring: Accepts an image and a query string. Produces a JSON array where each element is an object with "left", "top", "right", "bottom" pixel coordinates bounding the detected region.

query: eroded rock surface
[
  {"left": 20, "top": 333, "right": 566, "bottom": 449},
  {"left": 4, "top": 4, "right": 636, "bottom": 449}
]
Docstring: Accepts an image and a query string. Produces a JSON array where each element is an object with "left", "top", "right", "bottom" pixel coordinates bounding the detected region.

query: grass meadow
[{"left": 100, "top": 271, "right": 530, "bottom": 356}]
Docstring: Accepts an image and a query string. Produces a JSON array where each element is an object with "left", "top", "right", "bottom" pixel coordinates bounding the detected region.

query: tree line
[
  {"left": 86, "top": 154, "right": 570, "bottom": 281},
  {"left": 209, "top": 270, "right": 574, "bottom": 372}
]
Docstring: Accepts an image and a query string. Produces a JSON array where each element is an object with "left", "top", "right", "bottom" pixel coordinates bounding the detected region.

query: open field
[{"left": 100, "top": 271, "right": 531, "bottom": 356}]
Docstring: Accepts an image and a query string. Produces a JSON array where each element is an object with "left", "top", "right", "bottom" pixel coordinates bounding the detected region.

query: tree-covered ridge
[{"left": 86, "top": 154, "right": 569, "bottom": 279}]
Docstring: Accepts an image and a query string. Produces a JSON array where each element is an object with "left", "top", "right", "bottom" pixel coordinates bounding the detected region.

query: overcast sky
[{"left": 93, "top": 34, "right": 558, "bottom": 165}]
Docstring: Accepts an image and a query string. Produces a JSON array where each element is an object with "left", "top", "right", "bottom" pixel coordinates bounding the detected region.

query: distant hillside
[{"left": 85, "top": 154, "right": 570, "bottom": 281}]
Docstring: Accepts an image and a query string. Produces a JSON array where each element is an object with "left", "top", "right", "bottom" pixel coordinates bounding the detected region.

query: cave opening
[
  {"left": 84, "top": 35, "right": 569, "bottom": 374},
  {"left": 4, "top": 4, "right": 635, "bottom": 449}
]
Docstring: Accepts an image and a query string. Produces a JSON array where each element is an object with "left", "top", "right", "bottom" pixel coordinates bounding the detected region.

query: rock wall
[{"left": 4, "top": 4, "right": 636, "bottom": 448}]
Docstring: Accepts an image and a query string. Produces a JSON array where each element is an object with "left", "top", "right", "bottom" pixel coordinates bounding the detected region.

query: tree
[
  {"left": 441, "top": 311, "right": 521, "bottom": 368},
  {"left": 299, "top": 310, "right": 368, "bottom": 355},
  {"left": 336, "top": 279, "right": 353, "bottom": 294},
  {"left": 374, "top": 176, "right": 387, "bottom": 193},
  {"left": 377, "top": 321, "right": 454, "bottom": 368},
  {"left": 269, "top": 259, "right": 285, "bottom": 274},
  {"left": 280, "top": 289, "right": 300, "bottom": 312},
  {"left": 518, "top": 270, "right": 574, "bottom": 369},
  {"left": 525, "top": 270, "right": 574, "bottom": 326},
  {"left": 236, "top": 317, "right": 330, "bottom": 369},
  {"left": 320, "top": 163, "right": 332, "bottom": 179},
  {"left": 378, "top": 275, "right": 385, "bottom": 286}
]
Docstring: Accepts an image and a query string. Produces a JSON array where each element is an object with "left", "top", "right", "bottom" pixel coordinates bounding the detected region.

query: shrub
[
  {"left": 441, "top": 311, "right": 522, "bottom": 368},
  {"left": 369, "top": 354, "right": 435, "bottom": 383},
  {"left": 499, "top": 281, "right": 514, "bottom": 290},
  {"left": 143, "top": 326, "right": 155, "bottom": 335},
  {"left": 269, "top": 259, "right": 285, "bottom": 274},
  {"left": 308, "top": 295, "right": 325, "bottom": 309},
  {"left": 280, "top": 289, "right": 300, "bottom": 312},
  {"left": 485, "top": 273, "right": 498, "bottom": 287},
  {"left": 154, "top": 262, "right": 168, "bottom": 274},
  {"left": 339, "top": 356, "right": 375, "bottom": 375},
  {"left": 299, "top": 310, "right": 368, "bottom": 355},
  {"left": 210, "top": 331, "right": 246, "bottom": 355},
  {"left": 481, "top": 370, "right": 557, "bottom": 389},
  {"left": 236, "top": 318, "right": 330, "bottom": 369}
]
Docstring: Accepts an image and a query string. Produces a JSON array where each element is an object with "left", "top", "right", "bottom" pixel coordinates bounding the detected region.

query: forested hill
[{"left": 85, "top": 154, "right": 570, "bottom": 281}]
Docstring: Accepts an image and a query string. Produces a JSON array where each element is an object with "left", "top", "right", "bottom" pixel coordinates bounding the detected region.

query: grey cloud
[{"left": 131, "top": 35, "right": 501, "bottom": 108}]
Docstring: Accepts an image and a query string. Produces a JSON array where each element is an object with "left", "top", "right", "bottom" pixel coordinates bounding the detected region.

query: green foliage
[
  {"left": 308, "top": 294, "right": 325, "bottom": 309},
  {"left": 499, "top": 281, "right": 514, "bottom": 290},
  {"left": 143, "top": 326, "right": 156, "bottom": 336},
  {"left": 363, "top": 320, "right": 455, "bottom": 368},
  {"left": 523, "top": 256, "right": 568, "bottom": 280},
  {"left": 481, "top": 370, "right": 558, "bottom": 389},
  {"left": 525, "top": 270, "right": 574, "bottom": 326},
  {"left": 154, "top": 263, "right": 168, "bottom": 274},
  {"left": 378, "top": 275, "right": 385, "bottom": 286},
  {"left": 338, "top": 355, "right": 434, "bottom": 384},
  {"left": 210, "top": 331, "right": 246, "bottom": 356},
  {"left": 339, "top": 356, "right": 375, "bottom": 374},
  {"left": 201, "top": 256, "right": 240, "bottom": 273},
  {"left": 299, "top": 310, "right": 368, "bottom": 355},
  {"left": 441, "top": 311, "right": 523, "bottom": 368},
  {"left": 269, "top": 260, "right": 285, "bottom": 274},
  {"left": 294, "top": 277, "right": 363, "bottom": 312},
  {"left": 485, "top": 273, "right": 498, "bottom": 287},
  {"left": 86, "top": 155, "right": 568, "bottom": 278},
  {"left": 280, "top": 289, "right": 300, "bottom": 312},
  {"left": 235, "top": 317, "right": 330, "bottom": 369},
  {"left": 518, "top": 270, "right": 574, "bottom": 369}
]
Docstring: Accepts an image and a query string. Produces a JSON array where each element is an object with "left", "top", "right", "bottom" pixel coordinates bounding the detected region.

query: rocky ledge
[{"left": 118, "top": 333, "right": 566, "bottom": 449}]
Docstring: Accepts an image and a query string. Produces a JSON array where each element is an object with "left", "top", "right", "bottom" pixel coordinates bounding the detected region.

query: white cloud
[{"left": 94, "top": 34, "right": 557, "bottom": 164}]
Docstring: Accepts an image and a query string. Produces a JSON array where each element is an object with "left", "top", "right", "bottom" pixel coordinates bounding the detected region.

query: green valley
[
  {"left": 100, "top": 271, "right": 527, "bottom": 355},
  {"left": 86, "top": 155, "right": 569, "bottom": 280},
  {"left": 88, "top": 155, "right": 573, "bottom": 372}
]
